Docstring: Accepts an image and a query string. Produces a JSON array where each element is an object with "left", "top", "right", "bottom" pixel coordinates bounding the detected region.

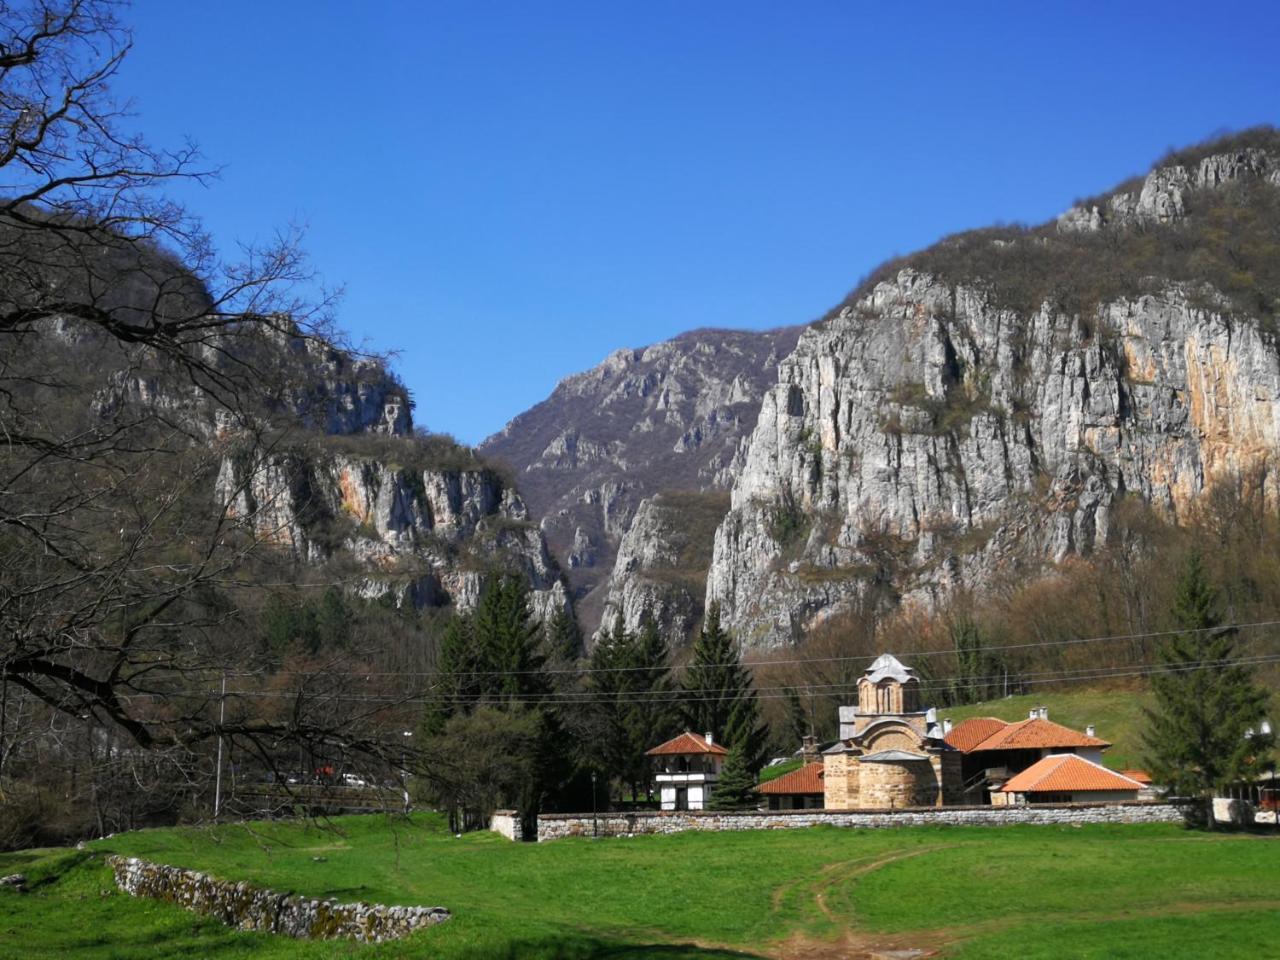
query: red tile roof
[
  {"left": 645, "top": 731, "right": 729, "bottom": 757},
  {"left": 945, "top": 717, "right": 1010, "bottom": 753},
  {"left": 1001, "top": 754, "right": 1145, "bottom": 794},
  {"left": 1120, "top": 769, "right": 1153, "bottom": 785},
  {"left": 966, "top": 717, "right": 1110, "bottom": 753},
  {"left": 758, "top": 762, "right": 825, "bottom": 795}
]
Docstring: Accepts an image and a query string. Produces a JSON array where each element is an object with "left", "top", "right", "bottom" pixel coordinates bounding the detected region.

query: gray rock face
[
  {"left": 596, "top": 492, "right": 728, "bottom": 646},
  {"left": 1058, "top": 147, "right": 1278, "bottom": 231},
  {"left": 707, "top": 263, "right": 1280, "bottom": 647},
  {"left": 215, "top": 450, "right": 566, "bottom": 618},
  {"left": 480, "top": 327, "right": 800, "bottom": 640}
]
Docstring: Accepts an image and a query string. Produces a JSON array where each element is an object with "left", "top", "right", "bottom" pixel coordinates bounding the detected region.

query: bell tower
[{"left": 856, "top": 653, "right": 921, "bottom": 715}]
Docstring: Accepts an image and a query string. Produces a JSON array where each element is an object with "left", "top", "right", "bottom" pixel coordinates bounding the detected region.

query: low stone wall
[
  {"left": 535, "top": 802, "right": 1182, "bottom": 841},
  {"left": 108, "top": 856, "right": 450, "bottom": 941},
  {"left": 490, "top": 810, "right": 523, "bottom": 841}
]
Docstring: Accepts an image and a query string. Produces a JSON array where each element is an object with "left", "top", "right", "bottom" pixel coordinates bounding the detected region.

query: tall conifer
[
  {"left": 682, "top": 603, "right": 769, "bottom": 775},
  {"left": 1143, "top": 551, "right": 1274, "bottom": 826}
]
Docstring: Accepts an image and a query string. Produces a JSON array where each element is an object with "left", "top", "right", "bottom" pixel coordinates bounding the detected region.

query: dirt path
[{"left": 767, "top": 845, "right": 957, "bottom": 960}]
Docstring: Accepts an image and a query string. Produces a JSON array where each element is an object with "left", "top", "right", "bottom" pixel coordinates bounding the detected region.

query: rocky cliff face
[
  {"left": 79, "top": 317, "right": 568, "bottom": 621},
  {"left": 480, "top": 327, "right": 800, "bottom": 642},
  {"left": 708, "top": 133, "right": 1280, "bottom": 647},
  {"left": 216, "top": 446, "right": 565, "bottom": 620}
]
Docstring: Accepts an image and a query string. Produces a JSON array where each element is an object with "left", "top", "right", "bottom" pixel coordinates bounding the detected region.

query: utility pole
[{"left": 213, "top": 674, "right": 226, "bottom": 819}]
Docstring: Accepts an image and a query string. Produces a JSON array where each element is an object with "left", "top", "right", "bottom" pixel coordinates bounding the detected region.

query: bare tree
[{"left": 0, "top": 0, "right": 412, "bottom": 826}]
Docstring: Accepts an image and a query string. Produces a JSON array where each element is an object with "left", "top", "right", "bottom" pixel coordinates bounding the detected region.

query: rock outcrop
[
  {"left": 481, "top": 327, "right": 800, "bottom": 641},
  {"left": 596, "top": 491, "right": 728, "bottom": 645},
  {"left": 1058, "top": 144, "right": 1279, "bottom": 231},
  {"left": 708, "top": 133, "right": 1280, "bottom": 647},
  {"left": 62, "top": 308, "right": 569, "bottom": 621},
  {"left": 216, "top": 446, "right": 565, "bottom": 618}
]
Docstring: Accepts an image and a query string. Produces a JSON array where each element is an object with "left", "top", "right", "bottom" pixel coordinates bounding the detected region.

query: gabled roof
[
  {"left": 1001, "top": 754, "right": 1145, "bottom": 794},
  {"left": 863, "top": 653, "right": 917, "bottom": 683},
  {"left": 945, "top": 717, "right": 1010, "bottom": 753},
  {"left": 645, "top": 731, "right": 729, "bottom": 757},
  {"left": 964, "top": 717, "right": 1110, "bottom": 753},
  {"left": 758, "top": 762, "right": 824, "bottom": 795}
]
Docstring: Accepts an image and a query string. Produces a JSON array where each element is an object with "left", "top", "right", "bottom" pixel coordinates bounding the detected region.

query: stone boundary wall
[
  {"left": 108, "top": 856, "right": 450, "bottom": 941},
  {"left": 535, "top": 802, "right": 1182, "bottom": 841},
  {"left": 490, "top": 810, "right": 523, "bottom": 841}
]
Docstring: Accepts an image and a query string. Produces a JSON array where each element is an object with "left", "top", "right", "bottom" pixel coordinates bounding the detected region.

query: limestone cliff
[
  {"left": 76, "top": 316, "right": 568, "bottom": 620},
  {"left": 480, "top": 327, "right": 800, "bottom": 641},
  {"left": 708, "top": 131, "right": 1280, "bottom": 647}
]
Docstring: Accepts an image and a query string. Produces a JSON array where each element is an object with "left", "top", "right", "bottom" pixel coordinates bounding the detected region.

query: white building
[{"left": 646, "top": 731, "right": 727, "bottom": 811}]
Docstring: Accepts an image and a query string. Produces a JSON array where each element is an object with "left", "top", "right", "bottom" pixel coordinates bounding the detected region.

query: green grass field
[{"left": 2, "top": 814, "right": 1278, "bottom": 959}]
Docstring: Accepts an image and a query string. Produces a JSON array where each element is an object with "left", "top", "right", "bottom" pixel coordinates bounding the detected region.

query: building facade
[
  {"left": 646, "top": 731, "right": 727, "bottom": 811},
  {"left": 822, "top": 654, "right": 964, "bottom": 810}
]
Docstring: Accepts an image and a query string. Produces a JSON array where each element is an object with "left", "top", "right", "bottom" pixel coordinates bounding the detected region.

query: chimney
[
  {"left": 1029, "top": 709, "right": 1038, "bottom": 720},
  {"left": 704, "top": 732, "right": 714, "bottom": 745},
  {"left": 801, "top": 735, "right": 818, "bottom": 762},
  {"left": 1086, "top": 724, "right": 1096, "bottom": 738},
  {"left": 943, "top": 718, "right": 953, "bottom": 735},
  {"left": 1038, "top": 707, "right": 1048, "bottom": 720}
]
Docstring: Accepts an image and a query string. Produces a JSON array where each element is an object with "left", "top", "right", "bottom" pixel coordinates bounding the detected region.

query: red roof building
[
  {"left": 646, "top": 731, "right": 727, "bottom": 811},
  {"left": 998, "top": 754, "right": 1145, "bottom": 805},
  {"left": 645, "top": 731, "right": 728, "bottom": 758},
  {"left": 758, "top": 762, "right": 825, "bottom": 810},
  {"left": 944, "top": 711, "right": 1113, "bottom": 804}
]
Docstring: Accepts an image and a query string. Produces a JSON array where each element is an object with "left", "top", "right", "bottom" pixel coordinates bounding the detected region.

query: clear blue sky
[{"left": 120, "top": 1, "right": 1279, "bottom": 444}]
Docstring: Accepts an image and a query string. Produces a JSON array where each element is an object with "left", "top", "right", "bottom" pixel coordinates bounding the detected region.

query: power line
[
  {"left": 133, "top": 651, "right": 1280, "bottom": 710},
  {"left": 218, "top": 618, "right": 1280, "bottom": 680}
]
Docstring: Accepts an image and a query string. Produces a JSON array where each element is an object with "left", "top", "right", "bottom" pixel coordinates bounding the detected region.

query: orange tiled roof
[
  {"left": 968, "top": 717, "right": 1110, "bottom": 753},
  {"left": 645, "top": 731, "right": 729, "bottom": 757},
  {"left": 1001, "top": 754, "right": 1144, "bottom": 794},
  {"left": 945, "top": 717, "right": 1010, "bottom": 753},
  {"left": 758, "top": 762, "right": 825, "bottom": 795},
  {"left": 1120, "top": 769, "right": 1153, "bottom": 785}
]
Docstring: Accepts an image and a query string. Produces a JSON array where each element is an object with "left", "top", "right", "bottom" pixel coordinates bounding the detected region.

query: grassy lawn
[{"left": 1, "top": 814, "right": 1278, "bottom": 958}]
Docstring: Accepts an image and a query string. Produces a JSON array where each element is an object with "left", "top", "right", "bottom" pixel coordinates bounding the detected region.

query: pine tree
[
  {"left": 472, "top": 575, "right": 548, "bottom": 703},
  {"left": 1142, "top": 551, "right": 1274, "bottom": 827},
  {"left": 544, "top": 606, "right": 583, "bottom": 663},
  {"left": 622, "top": 614, "right": 677, "bottom": 797},
  {"left": 707, "top": 743, "right": 757, "bottom": 810},
  {"left": 584, "top": 614, "right": 635, "bottom": 796},
  {"left": 682, "top": 603, "right": 769, "bottom": 775}
]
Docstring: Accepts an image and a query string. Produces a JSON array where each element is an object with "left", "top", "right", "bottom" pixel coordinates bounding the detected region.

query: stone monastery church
[
  {"left": 822, "top": 653, "right": 964, "bottom": 808},
  {"left": 650, "top": 652, "right": 1141, "bottom": 812}
]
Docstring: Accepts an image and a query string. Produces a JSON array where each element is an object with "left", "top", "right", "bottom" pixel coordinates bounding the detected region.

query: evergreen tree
[
  {"left": 621, "top": 613, "right": 677, "bottom": 797},
  {"left": 420, "top": 574, "right": 569, "bottom": 827},
  {"left": 315, "top": 588, "right": 353, "bottom": 649},
  {"left": 473, "top": 575, "right": 548, "bottom": 703},
  {"left": 544, "top": 606, "right": 583, "bottom": 663},
  {"left": 1143, "top": 551, "right": 1274, "bottom": 827},
  {"left": 682, "top": 603, "right": 769, "bottom": 775},
  {"left": 707, "top": 744, "right": 757, "bottom": 810},
  {"left": 584, "top": 614, "right": 635, "bottom": 797},
  {"left": 786, "top": 688, "right": 811, "bottom": 747}
]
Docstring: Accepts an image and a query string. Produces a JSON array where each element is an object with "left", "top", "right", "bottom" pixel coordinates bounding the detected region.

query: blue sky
[{"left": 121, "top": 1, "right": 1279, "bottom": 443}]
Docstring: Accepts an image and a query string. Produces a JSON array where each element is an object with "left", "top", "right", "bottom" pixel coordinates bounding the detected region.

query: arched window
[{"left": 876, "top": 682, "right": 894, "bottom": 713}]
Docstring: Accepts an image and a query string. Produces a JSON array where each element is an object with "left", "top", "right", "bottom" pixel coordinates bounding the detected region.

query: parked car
[{"left": 341, "top": 773, "right": 368, "bottom": 788}]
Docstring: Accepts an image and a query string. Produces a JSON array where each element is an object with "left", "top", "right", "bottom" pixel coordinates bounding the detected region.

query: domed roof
[{"left": 863, "top": 653, "right": 917, "bottom": 684}]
